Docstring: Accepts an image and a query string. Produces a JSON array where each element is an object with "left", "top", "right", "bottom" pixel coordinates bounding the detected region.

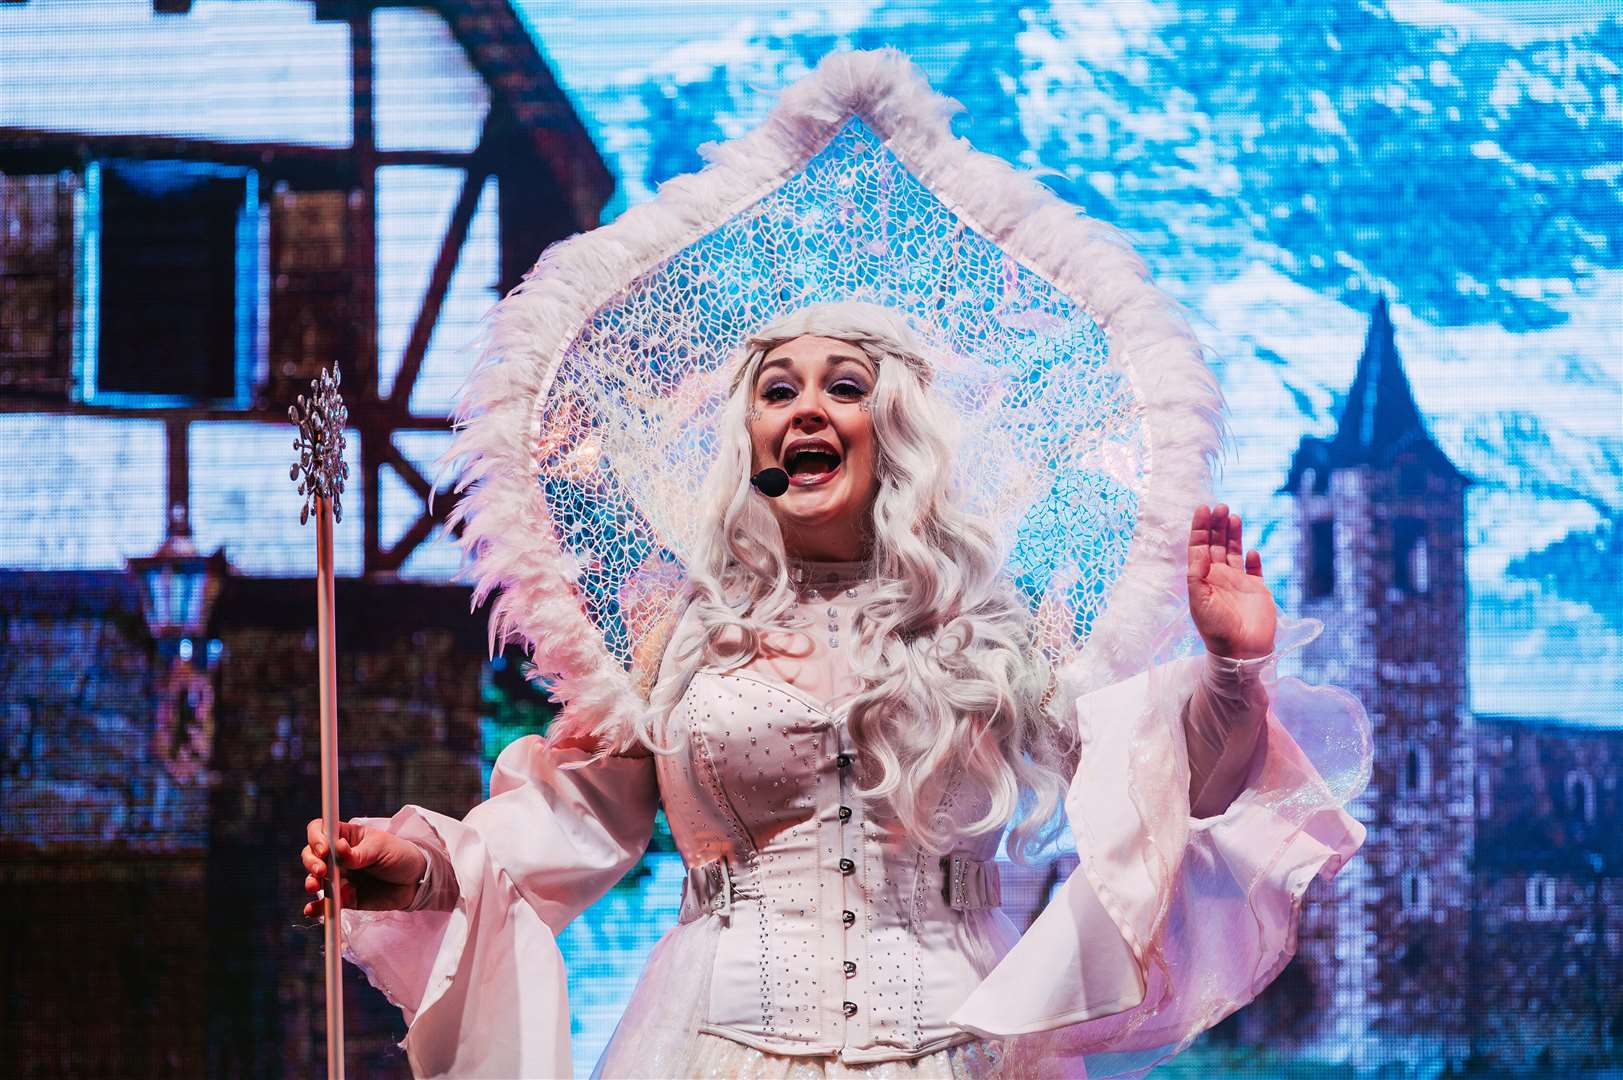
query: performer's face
[{"left": 749, "top": 335, "right": 879, "bottom": 560}]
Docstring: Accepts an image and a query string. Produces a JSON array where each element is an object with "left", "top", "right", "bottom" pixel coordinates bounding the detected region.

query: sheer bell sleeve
[
  {"left": 338, "top": 732, "right": 658, "bottom": 1079},
  {"left": 951, "top": 614, "right": 1371, "bottom": 1076},
  {"left": 1183, "top": 651, "right": 1273, "bottom": 819}
]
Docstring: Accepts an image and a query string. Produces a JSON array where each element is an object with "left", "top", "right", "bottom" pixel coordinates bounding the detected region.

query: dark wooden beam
[
  {"left": 362, "top": 430, "right": 385, "bottom": 576},
  {"left": 376, "top": 149, "right": 484, "bottom": 168},
  {"left": 379, "top": 508, "right": 439, "bottom": 572},
  {"left": 375, "top": 491, "right": 460, "bottom": 574},
  {"left": 494, "top": 114, "right": 575, "bottom": 295},
  {"left": 165, "top": 416, "right": 190, "bottom": 537},
  {"left": 348, "top": 7, "right": 385, "bottom": 575},
  {"left": 376, "top": 437, "right": 464, "bottom": 572},
  {"left": 388, "top": 124, "right": 494, "bottom": 412},
  {"left": 0, "top": 398, "right": 454, "bottom": 430},
  {"left": 0, "top": 127, "right": 365, "bottom": 184},
  {"left": 0, "top": 127, "right": 478, "bottom": 175},
  {"left": 424, "top": 0, "right": 612, "bottom": 230},
  {"left": 380, "top": 439, "right": 434, "bottom": 502}
]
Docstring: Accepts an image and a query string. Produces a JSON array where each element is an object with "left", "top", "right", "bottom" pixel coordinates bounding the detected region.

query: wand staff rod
[
  {"left": 315, "top": 493, "right": 343, "bottom": 1080},
  {"left": 292, "top": 367, "right": 351, "bottom": 1080}
]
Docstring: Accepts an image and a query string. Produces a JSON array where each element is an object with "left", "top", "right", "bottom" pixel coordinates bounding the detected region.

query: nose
[{"left": 790, "top": 395, "right": 829, "bottom": 431}]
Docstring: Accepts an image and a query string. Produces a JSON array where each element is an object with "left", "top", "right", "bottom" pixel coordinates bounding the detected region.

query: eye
[
  {"left": 760, "top": 382, "right": 797, "bottom": 403},
  {"left": 828, "top": 379, "right": 869, "bottom": 400}
]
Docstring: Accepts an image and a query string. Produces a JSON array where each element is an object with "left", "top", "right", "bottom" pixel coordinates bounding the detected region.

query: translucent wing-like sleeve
[
  {"left": 339, "top": 737, "right": 657, "bottom": 1079},
  {"left": 952, "top": 615, "right": 1372, "bottom": 1075}
]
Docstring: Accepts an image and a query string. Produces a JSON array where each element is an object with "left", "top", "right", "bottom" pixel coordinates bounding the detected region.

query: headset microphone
[{"left": 750, "top": 468, "right": 790, "bottom": 497}]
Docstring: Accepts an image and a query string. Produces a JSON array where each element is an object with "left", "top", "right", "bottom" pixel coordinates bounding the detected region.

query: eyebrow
[{"left": 757, "top": 352, "right": 874, "bottom": 378}]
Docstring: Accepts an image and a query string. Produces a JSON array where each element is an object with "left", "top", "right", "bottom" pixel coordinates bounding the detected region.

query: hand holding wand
[{"left": 290, "top": 366, "right": 351, "bottom": 1080}]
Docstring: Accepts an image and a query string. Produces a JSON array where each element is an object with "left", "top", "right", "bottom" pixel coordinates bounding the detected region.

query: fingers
[
  {"left": 307, "top": 817, "right": 325, "bottom": 855},
  {"left": 333, "top": 834, "right": 355, "bottom": 868},
  {"left": 301, "top": 879, "right": 356, "bottom": 919},
  {"left": 299, "top": 817, "right": 424, "bottom": 920},
  {"left": 306, "top": 817, "right": 366, "bottom": 866},
  {"left": 1187, "top": 504, "right": 1212, "bottom": 583},
  {"left": 1189, "top": 504, "right": 1257, "bottom": 578},
  {"left": 1212, "top": 505, "right": 1244, "bottom": 568},
  {"left": 1214, "top": 503, "right": 1233, "bottom": 571},
  {"left": 1189, "top": 503, "right": 1212, "bottom": 537},
  {"left": 301, "top": 817, "right": 356, "bottom": 920},
  {"left": 1208, "top": 503, "right": 1229, "bottom": 571},
  {"left": 300, "top": 843, "right": 356, "bottom": 879},
  {"left": 302, "top": 818, "right": 357, "bottom": 918}
]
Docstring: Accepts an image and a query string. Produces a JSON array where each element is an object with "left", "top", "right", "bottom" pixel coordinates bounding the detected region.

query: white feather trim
[{"left": 442, "top": 48, "right": 1221, "bottom": 736}]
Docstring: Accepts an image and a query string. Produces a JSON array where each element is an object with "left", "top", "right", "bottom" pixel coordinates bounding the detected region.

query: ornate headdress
[{"left": 445, "top": 50, "right": 1221, "bottom": 731}]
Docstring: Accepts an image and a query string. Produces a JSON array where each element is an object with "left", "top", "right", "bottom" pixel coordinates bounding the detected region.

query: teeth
[
  {"left": 787, "top": 446, "right": 838, "bottom": 465},
  {"left": 786, "top": 446, "right": 840, "bottom": 474}
]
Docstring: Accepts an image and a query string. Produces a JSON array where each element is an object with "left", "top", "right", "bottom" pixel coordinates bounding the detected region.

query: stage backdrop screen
[{"left": 0, "top": 1, "right": 1617, "bottom": 1077}]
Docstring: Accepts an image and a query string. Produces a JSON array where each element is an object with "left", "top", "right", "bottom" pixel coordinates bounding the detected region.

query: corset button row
[{"left": 836, "top": 735, "right": 857, "bottom": 1021}]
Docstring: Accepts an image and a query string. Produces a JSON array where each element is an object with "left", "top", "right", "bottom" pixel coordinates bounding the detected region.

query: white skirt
[{"left": 678, "top": 1033, "right": 1007, "bottom": 1079}]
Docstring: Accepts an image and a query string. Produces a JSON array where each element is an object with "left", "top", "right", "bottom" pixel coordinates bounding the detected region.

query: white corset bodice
[{"left": 655, "top": 666, "right": 1010, "bottom": 1061}]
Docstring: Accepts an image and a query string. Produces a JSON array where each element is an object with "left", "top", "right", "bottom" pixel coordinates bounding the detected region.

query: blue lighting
[
  {"left": 78, "top": 159, "right": 263, "bottom": 410},
  {"left": 73, "top": 160, "right": 101, "bottom": 404}
]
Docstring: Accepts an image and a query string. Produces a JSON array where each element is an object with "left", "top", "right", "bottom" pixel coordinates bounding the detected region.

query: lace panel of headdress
[{"left": 536, "top": 119, "right": 1145, "bottom": 691}]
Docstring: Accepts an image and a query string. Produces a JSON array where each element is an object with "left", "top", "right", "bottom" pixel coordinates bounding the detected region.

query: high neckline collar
[
  {"left": 791, "top": 557, "right": 870, "bottom": 573},
  {"left": 787, "top": 556, "right": 875, "bottom": 591}
]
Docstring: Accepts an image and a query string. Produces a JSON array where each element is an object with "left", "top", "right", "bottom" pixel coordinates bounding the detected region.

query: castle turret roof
[{"left": 1282, "top": 298, "right": 1466, "bottom": 493}]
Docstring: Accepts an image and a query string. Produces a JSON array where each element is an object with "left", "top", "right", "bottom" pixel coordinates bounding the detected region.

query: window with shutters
[
  {"left": 1393, "top": 516, "right": 1429, "bottom": 596},
  {"left": 0, "top": 172, "right": 78, "bottom": 398}
]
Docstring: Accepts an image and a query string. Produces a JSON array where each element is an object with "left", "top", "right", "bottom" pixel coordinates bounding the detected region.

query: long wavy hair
[{"left": 635, "top": 301, "right": 1075, "bottom": 861}]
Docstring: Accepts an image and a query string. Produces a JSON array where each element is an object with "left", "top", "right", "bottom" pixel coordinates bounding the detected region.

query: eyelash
[{"left": 760, "top": 379, "right": 869, "bottom": 404}]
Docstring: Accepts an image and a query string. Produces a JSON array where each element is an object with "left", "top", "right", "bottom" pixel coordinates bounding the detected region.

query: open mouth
[{"left": 783, "top": 440, "right": 842, "bottom": 486}]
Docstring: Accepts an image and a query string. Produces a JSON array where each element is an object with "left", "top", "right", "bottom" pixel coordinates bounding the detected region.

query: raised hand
[
  {"left": 1186, "top": 503, "right": 1277, "bottom": 660},
  {"left": 300, "top": 817, "right": 428, "bottom": 917}
]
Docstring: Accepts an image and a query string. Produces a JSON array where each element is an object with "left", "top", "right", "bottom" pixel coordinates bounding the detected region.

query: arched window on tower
[
  {"left": 1526, "top": 874, "right": 1558, "bottom": 921},
  {"left": 1399, "top": 741, "right": 1432, "bottom": 799},
  {"left": 1565, "top": 769, "right": 1596, "bottom": 824},
  {"left": 1402, "top": 869, "right": 1430, "bottom": 915},
  {"left": 1308, "top": 517, "right": 1336, "bottom": 599},
  {"left": 1393, "top": 517, "right": 1429, "bottom": 596}
]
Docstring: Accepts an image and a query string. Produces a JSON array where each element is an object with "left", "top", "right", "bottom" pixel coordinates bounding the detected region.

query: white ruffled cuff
[{"left": 401, "top": 839, "right": 458, "bottom": 914}]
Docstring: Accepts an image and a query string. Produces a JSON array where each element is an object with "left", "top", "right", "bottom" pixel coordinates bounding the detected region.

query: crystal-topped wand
[{"left": 290, "top": 366, "right": 351, "bottom": 1080}]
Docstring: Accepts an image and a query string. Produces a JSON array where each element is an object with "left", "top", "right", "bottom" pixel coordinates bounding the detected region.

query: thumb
[{"left": 334, "top": 822, "right": 377, "bottom": 869}]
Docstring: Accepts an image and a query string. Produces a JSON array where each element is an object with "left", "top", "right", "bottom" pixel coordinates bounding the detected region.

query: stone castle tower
[{"left": 1265, "top": 298, "right": 1476, "bottom": 1065}]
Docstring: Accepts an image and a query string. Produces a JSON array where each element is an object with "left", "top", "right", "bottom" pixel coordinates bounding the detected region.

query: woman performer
[
  {"left": 301, "top": 302, "right": 1363, "bottom": 1077},
  {"left": 299, "top": 50, "right": 1369, "bottom": 1078}
]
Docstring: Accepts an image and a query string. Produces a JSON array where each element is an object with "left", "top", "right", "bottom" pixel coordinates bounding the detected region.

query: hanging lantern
[{"left": 127, "top": 533, "right": 231, "bottom": 647}]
